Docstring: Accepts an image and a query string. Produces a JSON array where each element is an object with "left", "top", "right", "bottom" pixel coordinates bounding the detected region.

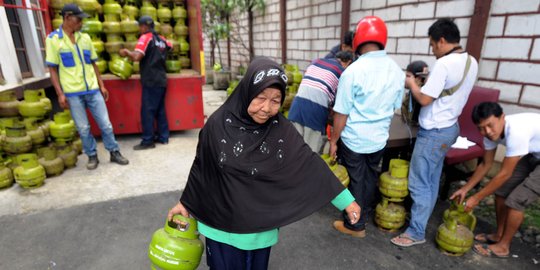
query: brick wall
[
  {"left": 203, "top": 0, "right": 540, "bottom": 113},
  {"left": 476, "top": 0, "right": 540, "bottom": 113},
  {"left": 352, "top": 0, "right": 474, "bottom": 70}
]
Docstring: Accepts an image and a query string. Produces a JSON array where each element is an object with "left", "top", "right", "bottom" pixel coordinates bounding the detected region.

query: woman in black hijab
[{"left": 168, "top": 57, "right": 360, "bottom": 269}]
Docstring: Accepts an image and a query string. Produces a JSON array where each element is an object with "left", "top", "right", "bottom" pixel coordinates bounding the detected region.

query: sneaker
[
  {"left": 87, "top": 155, "right": 99, "bottom": 170},
  {"left": 133, "top": 142, "right": 156, "bottom": 150},
  {"left": 333, "top": 220, "right": 366, "bottom": 238},
  {"left": 110, "top": 151, "right": 129, "bottom": 165}
]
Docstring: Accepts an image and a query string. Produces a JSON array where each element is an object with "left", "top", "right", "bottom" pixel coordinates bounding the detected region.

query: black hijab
[{"left": 180, "top": 57, "right": 346, "bottom": 233}]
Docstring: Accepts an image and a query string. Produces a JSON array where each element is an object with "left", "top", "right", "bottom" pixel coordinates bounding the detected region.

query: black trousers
[
  {"left": 206, "top": 237, "right": 271, "bottom": 270},
  {"left": 337, "top": 139, "right": 384, "bottom": 231},
  {"left": 141, "top": 85, "right": 169, "bottom": 144}
]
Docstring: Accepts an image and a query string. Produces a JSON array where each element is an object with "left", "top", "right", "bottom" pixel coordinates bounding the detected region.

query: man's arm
[
  {"left": 450, "top": 149, "right": 496, "bottom": 202},
  {"left": 463, "top": 155, "right": 521, "bottom": 211},
  {"left": 119, "top": 49, "right": 143, "bottom": 62},
  {"left": 406, "top": 74, "right": 434, "bottom": 106},
  {"left": 92, "top": 62, "right": 109, "bottom": 101},
  {"left": 48, "top": 67, "right": 68, "bottom": 109},
  {"left": 329, "top": 112, "right": 347, "bottom": 159}
]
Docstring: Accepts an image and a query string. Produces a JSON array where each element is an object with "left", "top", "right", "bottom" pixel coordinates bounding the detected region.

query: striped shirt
[{"left": 288, "top": 58, "right": 345, "bottom": 133}]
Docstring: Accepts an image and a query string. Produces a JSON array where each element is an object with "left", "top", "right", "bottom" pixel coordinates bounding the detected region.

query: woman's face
[{"left": 247, "top": 87, "right": 282, "bottom": 124}]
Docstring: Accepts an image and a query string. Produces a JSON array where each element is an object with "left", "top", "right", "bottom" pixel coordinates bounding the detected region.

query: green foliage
[{"left": 201, "top": 0, "right": 267, "bottom": 65}]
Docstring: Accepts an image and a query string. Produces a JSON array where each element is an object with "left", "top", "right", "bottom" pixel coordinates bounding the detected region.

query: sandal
[
  {"left": 474, "top": 233, "right": 498, "bottom": 244},
  {"left": 473, "top": 244, "right": 509, "bottom": 258},
  {"left": 390, "top": 233, "right": 426, "bottom": 247}
]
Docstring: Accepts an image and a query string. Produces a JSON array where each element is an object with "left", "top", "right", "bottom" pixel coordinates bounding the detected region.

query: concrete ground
[{"left": 0, "top": 85, "right": 539, "bottom": 269}]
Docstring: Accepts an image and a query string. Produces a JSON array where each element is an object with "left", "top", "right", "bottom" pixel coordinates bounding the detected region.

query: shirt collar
[
  {"left": 358, "top": 50, "right": 387, "bottom": 59},
  {"left": 58, "top": 25, "right": 81, "bottom": 41}
]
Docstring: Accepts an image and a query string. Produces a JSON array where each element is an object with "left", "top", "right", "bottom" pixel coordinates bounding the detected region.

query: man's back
[{"left": 333, "top": 50, "right": 404, "bottom": 153}]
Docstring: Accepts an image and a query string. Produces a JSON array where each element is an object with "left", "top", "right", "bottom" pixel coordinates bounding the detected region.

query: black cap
[
  {"left": 138, "top": 16, "right": 155, "bottom": 28},
  {"left": 406, "top": 60, "right": 429, "bottom": 77},
  {"left": 61, "top": 3, "right": 90, "bottom": 19}
]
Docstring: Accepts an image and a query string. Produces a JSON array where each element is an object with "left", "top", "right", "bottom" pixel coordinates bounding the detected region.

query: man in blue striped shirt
[
  {"left": 288, "top": 51, "right": 353, "bottom": 153},
  {"left": 331, "top": 16, "right": 405, "bottom": 238}
]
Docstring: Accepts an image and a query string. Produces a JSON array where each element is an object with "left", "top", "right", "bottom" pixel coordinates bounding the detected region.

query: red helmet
[{"left": 353, "top": 16, "right": 388, "bottom": 52}]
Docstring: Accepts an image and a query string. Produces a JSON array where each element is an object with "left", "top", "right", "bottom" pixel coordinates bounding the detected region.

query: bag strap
[{"left": 439, "top": 54, "right": 472, "bottom": 98}]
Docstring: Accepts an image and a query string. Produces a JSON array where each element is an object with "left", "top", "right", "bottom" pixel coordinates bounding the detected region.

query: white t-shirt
[
  {"left": 484, "top": 113, "right": 540, "bottom": 159},
  {"left": 418, "top": 52, "right": 479, "bottom": 129}
]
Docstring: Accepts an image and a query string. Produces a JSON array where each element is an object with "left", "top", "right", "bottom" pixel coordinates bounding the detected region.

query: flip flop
[
  {"left": 473, "top": 244, "right": 509, "bottom": 258},
  {"left": 474, "top": 233, "right": 498, "bottom": 244},
  {"left": 390, "top": 233, "right": 426, "bottom": 247}
]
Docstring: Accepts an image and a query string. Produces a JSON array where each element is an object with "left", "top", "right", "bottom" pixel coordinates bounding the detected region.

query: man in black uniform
[{"left": 120, "top": 16, "right": 172, "bottom": 150}]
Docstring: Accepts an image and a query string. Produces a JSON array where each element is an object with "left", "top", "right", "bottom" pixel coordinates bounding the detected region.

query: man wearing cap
[
  {"left": 330, "top": 16, "right": 405, "bottom": 238},
  {"left": 120, "top": 16, "right": 172, "bottom": 150},
  {"left": 46, "top": 3, "right": 129, "bottom": 170}
]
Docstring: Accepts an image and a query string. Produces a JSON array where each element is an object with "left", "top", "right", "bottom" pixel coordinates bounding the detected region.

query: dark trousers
[
  {"left": 141, "top": 85, "right": 169, "bottom": 144},
  {"left": 337, "top": 140, "right": 384, "bottom": 231},
  {"left": 206, "top": 237, "right": 271, "bottom": 270}
]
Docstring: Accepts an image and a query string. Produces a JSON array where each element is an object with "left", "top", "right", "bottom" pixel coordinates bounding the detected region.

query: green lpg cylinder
[
  {"left": 148, "top": 215, "right": 204, "bottom": 270},
  {"left": 0, "top": 90, "right": 20, "bottom": 117},
  {"left": 109, "top": 55, "right": 133, "bottom": 79},
  {"left": 379, "top": 159, "right": 409, "bottom": 202},
  {"left": 96, "top": 58, "right": 108, "bottom": 74},
  {"left": 38, "top": 118, "right": 53, "bottom": 138},
  {"left": 3, "top": 124, "right": 32, "bottom": 154},
  {"left": 172, "top": 3, "right": 187, "bottom": 21},
  {"left": 56, "top": 142, "right": 78, "bottom": 168},
  {"left": 292, "top": 65, "right": 303, "bottom": 84},
  {"left": 173, "top": 18, "right": 188, "bottom": 38},
  {"left": 14, "top": 153, "right": 46, "bottom": 189},
  {"left": 436, "top": 217, "right": 474, "bottom": 256},
  {"left": 50, "top": 111, "right": 76, "bottom": 142},
  {"left": 36, "top": 89, "right": 52, "bottom": 116},
  {"left": 166, "top": 59, "right": 181, "bottom": 73},
  {"left": 37, "top": 147, "right": 65, "bottom": 177},
  {"left": 72, "top": 137, "right": 83, "bottom": 155},
  {"left": 375, "top": 197, "right": 406, "bottom": 231},
  {"left": 140, "top": 0, "right": 157, "bottom": 20},
  {"left": 0, "top": 154, "right": 14, "bottom": 189},
  {"left": 24, "top": 118, "right": 46, "bottom": 146},
  {"left": 443, "top": 200, "right": 477, "bottom": 231},
  {"left": 18, "top": 90, "right": 48, "bottom": 118},
  {"left": 157, "top": 3, "right": 172, "bottom": 23}
]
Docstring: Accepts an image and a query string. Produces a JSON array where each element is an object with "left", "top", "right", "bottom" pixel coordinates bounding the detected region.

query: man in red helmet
[
  {"left": 330, "top": 16, "right": 405, "bottom": 238},
  {"left": 391, "top": 18, "right": 478, "bottom": 248}
]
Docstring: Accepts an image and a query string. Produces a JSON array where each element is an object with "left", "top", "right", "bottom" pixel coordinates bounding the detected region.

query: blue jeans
[
  {"left": 337, "top": 140, "right": 385, "bottom": 231},
  {"left": 141, "top": 86, "right": 169, "bottom": 144},
  {"left": 405, "top": 123, "right": 459, "bottom": 240},
  {"left": 67, "top": 92, "right": 120, "bottom": 157}
]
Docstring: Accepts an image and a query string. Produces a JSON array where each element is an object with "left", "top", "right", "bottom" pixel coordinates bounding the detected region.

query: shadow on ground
[{"left": 0, "top": 191, "right": 538, "bottom": 270}]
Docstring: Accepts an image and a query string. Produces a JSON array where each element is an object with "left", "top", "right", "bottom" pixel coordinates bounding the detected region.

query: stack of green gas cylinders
[
  {"left": 0, "top": 89, "right": 82, "bottom": 189},
  {"left": 54, "top": 0, "right": 193, "bottom": 78},
  {"left": 375, "top": 159, "right": 409, "bottom": 232},
  {"left": 281, "top": 64, "right": 303, "bottom": 118}
]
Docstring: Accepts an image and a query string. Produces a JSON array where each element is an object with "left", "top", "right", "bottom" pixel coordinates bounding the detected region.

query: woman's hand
[
  {"left": 345, "top": 201, "right": 361, "bottom": 225},
  {"left": 167, "top": 202, "right": 190, "bottom": 225}
]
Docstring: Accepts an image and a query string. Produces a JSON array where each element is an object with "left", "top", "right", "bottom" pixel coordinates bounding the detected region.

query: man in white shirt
[
  {"left": 451, "top": 102, "right": 540, "bottom": 258},
  {"left": 391, "top": 18, "right": 478, "bottom": 247}
]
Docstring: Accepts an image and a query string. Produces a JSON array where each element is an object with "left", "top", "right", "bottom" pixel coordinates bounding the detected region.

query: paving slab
[{"left": 0, "top": 191, "right": 538, "bottom": 270}]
